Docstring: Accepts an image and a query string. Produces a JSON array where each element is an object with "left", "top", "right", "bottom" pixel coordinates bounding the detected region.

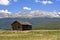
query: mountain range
[
  {"left": 0, "top": 17, "right": 60, "bottom": 30},
  {"left": 0, "top": 10, "right": 60, "bottom": 18},
  {"left": 0, "top": 10, "right": 60, "bottom": 30}
]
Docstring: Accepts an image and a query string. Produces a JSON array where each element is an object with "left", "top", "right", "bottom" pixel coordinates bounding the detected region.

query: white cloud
[
  {"left": 24, "top": 10, "right": 60, "bottom": 18},
  {"left": 47, "top": 1, "right": 53, "bottom": 4},
  {"left": 0, "top": 10, "right": 11, "bottom": 13},
  {"left": 13, "top": 0, "right": 18, "bottom": 2},
  {"left": 0, "top": 10, "right": 60, "bottom": 18},
  {"left": 12, "top": 10, "right": 60, "bottom": 18},
  {"left": 0, "top": 9, "right": 12, "bottom": 18},
  {"left": 35, "top": 0, "right": 53, "bottom": 5},
  {"left": 0, "top": 0, "right": 10, "bottom": 5},
  {"left": 42, "top": 1, "right": 48, "bottom": 5},
  {"left": 58, "top": 12, "right": 60, "bottom": 14},
  {"left": 23, "top": 7, "right": 31, "bottom": 10}
]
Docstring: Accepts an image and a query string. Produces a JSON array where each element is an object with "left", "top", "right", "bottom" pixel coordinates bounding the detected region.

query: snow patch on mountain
[{"left": 0, "top": 10, "right": 60, "bottom": 18}]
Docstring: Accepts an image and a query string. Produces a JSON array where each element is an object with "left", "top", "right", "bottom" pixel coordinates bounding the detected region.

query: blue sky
[{"left": 0, "top": 0, "right": 60, "bottom": 13}]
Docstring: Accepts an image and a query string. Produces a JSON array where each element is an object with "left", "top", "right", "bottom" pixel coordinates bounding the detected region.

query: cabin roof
[{"left": 11, "top": 20, "right": 32, "bottom": 25}]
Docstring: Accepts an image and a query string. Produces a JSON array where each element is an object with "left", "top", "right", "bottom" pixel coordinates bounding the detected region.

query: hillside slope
[{"left": 0, "top": 17, "right": 60, "bottom": 30}]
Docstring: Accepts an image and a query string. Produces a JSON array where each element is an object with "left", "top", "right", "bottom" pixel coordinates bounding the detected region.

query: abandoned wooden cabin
[{"left": 11, "top": 20, "right": 32, "bottom": 30}]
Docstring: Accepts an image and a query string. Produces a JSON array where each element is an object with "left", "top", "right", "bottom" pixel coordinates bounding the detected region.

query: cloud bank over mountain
[
  {"left": 0, "top": 10, "right": 11, "bottom": 18},
  {"left": 0, "top": 10, "right": 60, "bottom": 18}
]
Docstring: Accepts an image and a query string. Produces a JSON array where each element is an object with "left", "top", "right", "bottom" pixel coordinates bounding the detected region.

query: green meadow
[{"left": 0, "top": 30, "right": 59, "bottom": 40}]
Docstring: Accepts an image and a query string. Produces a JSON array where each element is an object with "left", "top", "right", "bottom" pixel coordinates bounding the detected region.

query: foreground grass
[{"left": 0, "top": 30, "right": 60, "bottom": 40}]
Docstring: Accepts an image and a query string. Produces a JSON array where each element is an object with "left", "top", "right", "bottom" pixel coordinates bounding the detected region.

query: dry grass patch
[{"left": 0, "top": 30, "right": 59, "bottom": 40}]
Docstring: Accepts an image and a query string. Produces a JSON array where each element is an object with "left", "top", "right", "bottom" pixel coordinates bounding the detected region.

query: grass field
[{"left": 0, "top": 30, "right": 60, "bottom": 40}]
